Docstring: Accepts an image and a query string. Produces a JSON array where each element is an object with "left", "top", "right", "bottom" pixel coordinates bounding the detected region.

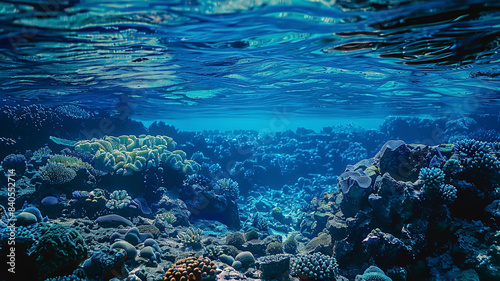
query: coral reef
[
  {"left": 3, "top": 107, "right": 500, "bottom": 281},
  {"left": 74, "top": 135, "right": 200, "bottom": 175}
]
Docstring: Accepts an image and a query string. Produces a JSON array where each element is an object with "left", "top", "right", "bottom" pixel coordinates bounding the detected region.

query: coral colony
[{"left": 1, "top": 105, "right": 500, "bottom": 281}]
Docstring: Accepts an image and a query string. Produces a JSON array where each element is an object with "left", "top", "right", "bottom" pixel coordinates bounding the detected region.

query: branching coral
[
  {"left": 291, "top": 252, "right": 338, "bottom": 281},
  {"left": 419, "top": 167, "right": 445, "bottom": 189},
  {"left": 106, "top": 190, "right": 132, "bottom": 210},
  {"left": 216, "top": 178, "right": 240, "bottom": 200},
  {"left": 156, "top": 212, "right": 177, "bottom": 225},
  {"left": 177, "top": 227, "right": 203, "bottom": 249},
  {"left": 40, "top": 162, "right": 77, "bottom": 185},
  {"left": 419, "top": 167, "right": 457, "bottom": 203},
  {"left": 454, "top": 139, "right": 490, "bottom": 157}
]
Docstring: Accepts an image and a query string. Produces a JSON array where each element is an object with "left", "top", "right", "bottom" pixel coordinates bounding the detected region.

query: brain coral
[
  {"left": 33, "top": 223, "right": 88, "bottom": 280},
  {"left": 74, "top": 135, "right": 199, "bottom": 175},
  {"left": 266, "top": 241, "right": 284, "bottom": 255}
]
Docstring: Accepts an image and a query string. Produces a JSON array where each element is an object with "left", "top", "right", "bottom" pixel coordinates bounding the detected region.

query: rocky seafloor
[{"left": 0, "top": 104, "right": 500, "bottom": 281}]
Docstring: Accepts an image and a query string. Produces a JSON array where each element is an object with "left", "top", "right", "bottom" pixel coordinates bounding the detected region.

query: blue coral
[
  {"left": 291, "top": 252, "right": 338, "bottom": 281},
  {"left": 217, "top": 178, "right": 240, "bottom": 201},
  {"left": 440, "top": 184, "right": 457, "bottom": 203},
  {"left": 470, "top": 129, "right": 500, "bottom": 143},
  {"left": 54, "top": 105, "right": 91, "bottom": 119},
  {"left": 470, "top": 150, "right": 500, "bottom": 173},
  {"left": 419, "top": 167, "right": 457, "bottom": 203},
  {"left": 33, "top": 223, "right": 88, "bottom": 280},
  {"left": 43, "top": 274, "right": 86, "bottom": 281},
  {"left": 340, "top": 142, "right": 368, "bottom": 164},
  {"left": 355, "top": 266, "right": 392, "bottom": 281},
  {"left": 2, "top": 153, "right": 27, "bottom": 174},
  {"left": 454, "top": 139, "right": 490, "bottom": 157},
  {"left": 454, "top": 139, "right": 500, "bottom": 176},
  {"left": 419, "top": 167, "right": 445, "bottom": 189}
]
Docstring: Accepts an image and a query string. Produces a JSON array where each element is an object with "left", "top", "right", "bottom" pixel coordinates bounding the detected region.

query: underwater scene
[{"left": 1, "top": 0, "right": 500, "bottom": 280}]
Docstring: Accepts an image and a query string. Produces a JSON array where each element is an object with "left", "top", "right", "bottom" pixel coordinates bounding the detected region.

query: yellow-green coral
[
  {"left": 74, "top": 135, "right": 199, "bottom": 175},
  {"left": 157, "top": 212, "right": 177, "bottom": 225},
  {"left": 177, "top": 227, "right": 203, "bottom": 249},
  {"left": 48, "top": 154, "right": 91, "bottom": 169}
]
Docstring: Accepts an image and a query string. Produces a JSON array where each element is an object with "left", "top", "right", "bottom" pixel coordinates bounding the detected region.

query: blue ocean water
[
  {"left": 1, "top": 1, "right": 500, "bottom": 281},
  {"left": 0, "top": 0, "right": 499, "bottom": 130}
]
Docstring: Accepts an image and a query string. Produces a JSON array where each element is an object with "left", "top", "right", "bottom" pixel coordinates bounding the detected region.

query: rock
[
  {"left": 362, "top": 229, "right": 413, "bottom": 268},
  {"left": 257, "top": 254, "right": 291, "bottom": 280},
  {"left": 13, "top": 212, "right": 37, "bottom": 226},
  {"left": 234, "top": 251, "right": 255, "bottom": 268},
  {"left": 456, "top": 269, "right": 480, "bottom": 281},
  {"left": 110, "top": 240, "right": 137, "bottom": 260},
  {"left": 326, "top": 215, "right": 347, "bottom": 241},
  {"left": 139, "top": 246, "right": 157, "bottom": 260},
  {"left": 41, "top": 196, "right": 59, "bottom": 206},
  {"left": 241, "top": 239, "right": 266, "bottom": 256},
  {"left": 255, "top": 199, "right": 273, "bottom": 212},
  {"left": 485, "top": 200, "right": 500, "bottom": 220},
  {"left": 83, "top": 247, "right": 128, "bottom": 278},
  {"left": 219, "top": 254, "right": 234, "bottom": 266},
  {"left": 219, "top": 266, "right": 245, "bottom": 280},
  {"left": 96, "top": 214, "right": 133, "bottom": 228},
  {"left": 232, "top": 260, "right": 242, "bottom": 270},
  {"left": 303, "top": 232, "right": 332, "bottom": 255}
]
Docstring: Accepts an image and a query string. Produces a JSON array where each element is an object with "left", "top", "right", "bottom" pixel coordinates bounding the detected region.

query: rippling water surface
[{"left": 0, "top": 0, "right": 499, "bottom": 128}]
